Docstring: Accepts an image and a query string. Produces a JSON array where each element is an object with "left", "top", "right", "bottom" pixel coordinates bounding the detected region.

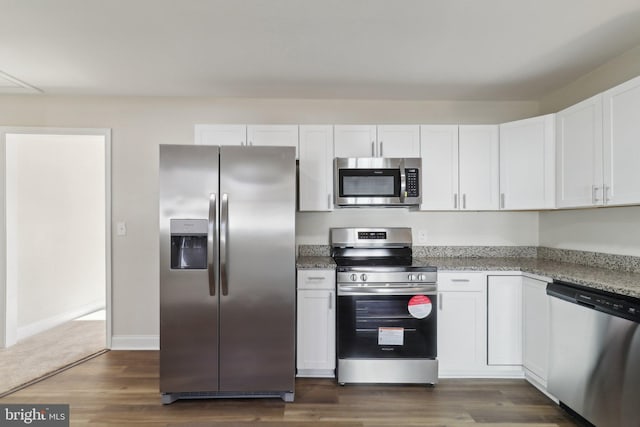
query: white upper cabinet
[
  {"left": 459, "top": 125, "right": 500, "bottom": 210},
  {"left": 334, "top": 125, "right": 378, "bottom": 157},
  {"left": 420, "top": 125, "right": 498, "bottom": 211},
  {"left": 420, "top": 125, "right": 459, "bottom": 210},
  {"left": 299, "top": 125, "right": 334, "bottom": 211},
  {"left": 555, "top": 94, "right": 604, "bottom": 208},
  {"left": 194, "top": 125, "right": 299, "bottom": 157},
  {"left": 499, "top": 114, "right": 555, "bottom": 210},
  {"left": 602, "top": 75, "right": 640, "bottom": 206},
  {"left": 195, "top": 124, "right": 246, "bottom": 146},
  {"left": 334, "top": 125, "right": 420, "bottom": 158},
  {"left": 247, "top": 125, "right": 299, "bottom": 158},
  {"left": 376, "top": 125, "right": 420, "bottom": 157}
]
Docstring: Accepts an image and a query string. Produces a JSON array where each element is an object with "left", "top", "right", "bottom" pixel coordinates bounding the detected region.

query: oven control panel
[
  {"left": 358, "top": 231, "right": 387, "bottom": 240},
  {"left": 337, "top": 268, "right": 437, "bottom": 285}
]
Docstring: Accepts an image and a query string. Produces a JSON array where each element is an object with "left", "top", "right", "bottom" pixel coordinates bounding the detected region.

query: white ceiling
[{"left": 2, "top": 0, "right": 640, "bottom": 100}]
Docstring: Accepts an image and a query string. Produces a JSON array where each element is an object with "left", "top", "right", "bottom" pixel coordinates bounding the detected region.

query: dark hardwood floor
[{"left": 0, "top": 351, "right": 579, "bottom": 426}]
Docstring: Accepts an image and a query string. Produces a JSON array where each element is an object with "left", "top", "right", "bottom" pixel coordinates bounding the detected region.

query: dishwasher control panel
[{"left": 549, "top": 280, "right": 640, "bottom": 323}]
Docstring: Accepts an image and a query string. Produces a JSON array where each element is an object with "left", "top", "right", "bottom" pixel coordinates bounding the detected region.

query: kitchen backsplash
[
  {"left": 412, "top": 246, "right": 537, "bottom": 258},
  {"left": 537, "top": 247, "right": 640, "bottom": 274}
]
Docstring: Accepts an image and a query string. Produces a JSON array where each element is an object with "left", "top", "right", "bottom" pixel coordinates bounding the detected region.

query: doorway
[{"left": 0, "top": 127, "right": 111, "bottom": 392}]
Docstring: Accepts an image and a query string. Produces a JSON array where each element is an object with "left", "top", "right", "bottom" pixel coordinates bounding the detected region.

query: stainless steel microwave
[{"left": 334, "top": 157, "right": 422, "bottom": 207}]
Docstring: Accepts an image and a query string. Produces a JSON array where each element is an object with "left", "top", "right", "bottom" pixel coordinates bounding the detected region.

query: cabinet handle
[
  {"left": 604, "top": 185, "right": 610, "bottom": 203},
  {"left": 451, "top": 279, "right": 470, "bottom": 282},
  {"left": 328, "top": 194, "right": 331, "bottom": 210},
  {"left": 439, "top": 294, "right": 443, "bottom": 310},
  {"left": 500, "top": 193, "right": 505, "bottom": 209},
  {"left": 454, "top": 193, "right": 458, "bottom": 209},
  {"left": 306, "top": 277, "right": 326, "bottom": 281},
  {"left": 462, "top": 194, "right": 467, "bottom": 209},
  {"left": 592, "top": 185, "right": 600, "bottom": 203},
  {"left": 371, "top": 141, "right": 375, "bottom": 157},
  {"left": 329, "top": 292, "right": 333, "bottom": 310},
  {"left": 379, "top": 141, "right": 383, "bottom": 157}
]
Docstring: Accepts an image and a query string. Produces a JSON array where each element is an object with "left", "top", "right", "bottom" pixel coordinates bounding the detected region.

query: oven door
[{"left": 337, "top": 289, "right": 437, "bottom": 359}]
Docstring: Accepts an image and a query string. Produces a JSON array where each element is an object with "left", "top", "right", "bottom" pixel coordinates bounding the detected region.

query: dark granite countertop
[{"left": 297, "top": 256, "right": 640, "bottom": 299}]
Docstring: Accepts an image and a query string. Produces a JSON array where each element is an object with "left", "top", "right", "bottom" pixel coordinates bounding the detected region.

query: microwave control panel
[{"left": 406, "top": 169, "right": 419, "bottom": 197}]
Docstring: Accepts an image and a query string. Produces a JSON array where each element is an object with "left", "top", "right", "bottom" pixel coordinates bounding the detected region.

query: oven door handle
[{"left": 338, "top": 285, "right": 437, "bottom": 296}]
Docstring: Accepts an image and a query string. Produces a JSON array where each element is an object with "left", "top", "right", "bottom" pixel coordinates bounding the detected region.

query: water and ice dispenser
[{"left": 170, "top": 219, "right": 208, "bottom": 269}]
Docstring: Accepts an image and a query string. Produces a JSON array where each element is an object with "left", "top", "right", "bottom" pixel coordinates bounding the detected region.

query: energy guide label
[{"left": 408, "top": 295, "right": 432, "bottom": 319}]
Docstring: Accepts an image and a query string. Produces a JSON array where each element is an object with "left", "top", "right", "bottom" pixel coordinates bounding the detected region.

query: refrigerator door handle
[
  {"left": 208, "top": 193, "right": 217, "bottom": 296},
  {"left": 221, "top": 193, "right": 229, "bottom": 296}
]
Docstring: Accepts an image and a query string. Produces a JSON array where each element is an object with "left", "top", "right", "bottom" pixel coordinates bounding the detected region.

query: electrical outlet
[
  {"left": 116, "top": 221, "right": 127, "bottom": 236},
  {"left": 417, "top": 229, "right": 428, "bottom": 244}
]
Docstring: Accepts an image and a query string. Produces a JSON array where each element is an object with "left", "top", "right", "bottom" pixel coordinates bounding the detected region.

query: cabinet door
[
  {"left": 522, "top": 277, "right": 549, "bottom": 383},
  {"left": 459, "top": 125, "right": 500, "bottom": 210},
  {"left": 195, "top": 124, "right": 246, "bottom": 146},
  {"left": 299, "top": 126, "right": 334, "bottom": 211},
  {"left": 603, "top": 75, "right": 640, "bottom": 206},
  {"left": 247, "top": 125, "right": 299, "bottom": 158},
  {"left": 296, "top": 289, "right": 336, "bottom": 374},
  {"left": 556, "top": 94, "right": 604, "bottom": 208},
  {"left": 419, "top": 125, "right": 459, "bottom": 210},
  {"left": 377, "top": 125, "right": 420, "bottom": 157},
  {"left": 437, "top": 290, "right": 487, "bottom": 374},
  {"left": 334, "top": 125, "right": 377, "bottom": 157},
  {"left": 499, "top": 115, "right": 555, "bottom": 210},
  {"left": 487, "top": 276, "right": 523, "bottom": 366}
]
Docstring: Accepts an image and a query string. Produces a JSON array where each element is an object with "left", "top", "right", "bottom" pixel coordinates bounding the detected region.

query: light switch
[{"left": 116, "top": 221, "right": 127, "bottom": 236}]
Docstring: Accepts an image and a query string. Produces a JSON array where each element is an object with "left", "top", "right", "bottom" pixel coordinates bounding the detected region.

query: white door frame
[{"left": 0, "top": 127, "right": 112, "bottom": 349}]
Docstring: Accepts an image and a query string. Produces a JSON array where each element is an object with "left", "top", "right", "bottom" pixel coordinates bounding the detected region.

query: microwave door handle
[{"left": 399, "top": 159, "right": 407, "bottom": 202}]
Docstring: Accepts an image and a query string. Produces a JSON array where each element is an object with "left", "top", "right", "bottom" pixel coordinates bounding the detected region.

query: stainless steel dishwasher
[{"left": 547, "top": 281, "right": 640, "bottom": 427}]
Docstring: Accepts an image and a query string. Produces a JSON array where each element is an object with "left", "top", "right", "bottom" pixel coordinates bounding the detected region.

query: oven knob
[
  {"left": 408, "top": 274, "right": 416, "bottom": 281},
  {"left": 360, "top": 273, "right": 368, "bottom": 281},
  {"left": 418, "top": 274, "right": 425, "bottom": 281},
  {"left": 350, "top": 274, "right": 358, "bottom": 281}
]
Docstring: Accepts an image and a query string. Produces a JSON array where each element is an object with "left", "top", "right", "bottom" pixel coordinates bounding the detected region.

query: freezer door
[
  {"left": 219, "top": 146, "right": 296, "bottom": 393},
  {"left": 159, "top": 144, "right": 220, "bottom": 393}
]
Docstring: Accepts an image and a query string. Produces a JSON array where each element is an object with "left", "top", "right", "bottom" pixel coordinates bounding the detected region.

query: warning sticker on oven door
[
  {"left": 378, "top": 327, "right": 404, "bottom": 345},
  {"left": 408, "top": 295, "right": 433, "bottom": 319}
]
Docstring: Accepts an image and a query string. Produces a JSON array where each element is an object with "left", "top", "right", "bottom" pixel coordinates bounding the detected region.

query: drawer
[
  {"left": 437, "top": 272, "right": 486, "bottom": 292},
  {"left": 297, "top": 269, "right": 336, "bottom": 290}
]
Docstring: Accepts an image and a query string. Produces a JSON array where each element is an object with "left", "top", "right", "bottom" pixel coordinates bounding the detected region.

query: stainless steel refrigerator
[{"left": 159, "top": 144, "right": 296, "bottom": 404}]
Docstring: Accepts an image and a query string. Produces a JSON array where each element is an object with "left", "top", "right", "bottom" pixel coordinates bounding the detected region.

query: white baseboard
[
  {"left": 110, "top": 335, "right": 159, "bottom": 350},
  {"left": 17, "top": 300, "right": 105, "bottom": 342}
]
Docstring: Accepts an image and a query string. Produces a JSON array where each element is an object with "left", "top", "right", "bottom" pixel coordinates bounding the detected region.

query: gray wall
[{"left": 0, "top": 96, "right": 539, "bottom": 346}]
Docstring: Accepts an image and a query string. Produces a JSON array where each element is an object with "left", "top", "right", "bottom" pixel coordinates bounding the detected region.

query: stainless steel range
[{"left": 331, "top": 227, "right": 438, "bottom": 385}]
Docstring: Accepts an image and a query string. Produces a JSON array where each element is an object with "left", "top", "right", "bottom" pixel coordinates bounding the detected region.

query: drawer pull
[
  {"left": 306, "top": 277, "right": 326, "bottom": 281},
  {"left": 450, "top": 279, "right": 470, "bottom": 283}
]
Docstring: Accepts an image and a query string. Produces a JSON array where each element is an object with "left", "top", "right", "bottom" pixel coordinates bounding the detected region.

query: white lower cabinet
[
  {"left": 437, "top": 273, "right": 487, "bottom": 376},
  {"left": 487, "top": 275, "right": 523, "bottom": 365},
  {"left": 522, "top": 276, "right": 550, "bottom": 387},
  {"left": 296, "top": 269, "right": 336, "bottom": 377}
]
